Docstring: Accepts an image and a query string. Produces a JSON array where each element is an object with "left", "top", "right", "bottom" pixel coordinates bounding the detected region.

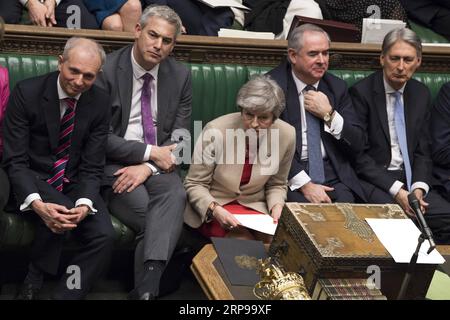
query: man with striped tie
[
  {"left": 349, "top": 28, "right": 450, "bottom": 244},
  {"left": 1, "top": 37, "right": 115, "bottom": 299}
]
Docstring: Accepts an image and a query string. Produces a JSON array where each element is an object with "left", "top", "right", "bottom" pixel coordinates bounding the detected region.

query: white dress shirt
[
  {"left": 383, "top": 78, "right": 429, "bottom": 196},
  {"left": 21, "top": 76, "right": 96, "bottom": 214},
  {"left": 288, "top": 71, "right": 344, "bottom": 191}
]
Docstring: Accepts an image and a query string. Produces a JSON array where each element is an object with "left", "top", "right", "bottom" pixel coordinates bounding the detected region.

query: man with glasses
[{"left": 268, "top": 23, "right": 367, "bottom": 204}]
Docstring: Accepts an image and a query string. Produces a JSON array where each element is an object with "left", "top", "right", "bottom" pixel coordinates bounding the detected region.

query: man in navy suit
[
  {"left": 349, "top": 28, "right": 450, "bottom": 244},
  {"left": 2, "top": 37, "right": 115, "bottom": 299},
  {"left": 268, "top": 23, "right": 366, "bottom": 204}
]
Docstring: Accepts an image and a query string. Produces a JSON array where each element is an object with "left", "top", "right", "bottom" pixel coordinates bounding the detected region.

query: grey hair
[
  {"left": 288, "top": 23, "right": 331, "bottom": 52},
  {"left": 237, "top": 75, "right": 285, "bottom": 119},
  {"left": 140, "top": 4, "right": 182, "bottom": 39},
  {"left": 382, "top": 27, "right": 422, "bottom": 58},
  {"left": 62, "top": 37, "right": 106, "bottom": 67}
]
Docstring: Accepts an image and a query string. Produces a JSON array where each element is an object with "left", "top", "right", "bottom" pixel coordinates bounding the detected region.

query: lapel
[
  {"left": 156, "top": 59, "right": 170, "bottom": 145},
  {"left": 283, "top": 64, "right": 303, "bottom": 155},
  {"left": 42, "top": 72, "right": 62, "bottom": 151},
  {"left": 318, "top": 76, "right": 333, "bottom": 140},
  {"left": 70, "top": 90, "right": 92, "bottom": 151},
  {"left": 117, "top": 46, "right": 133, "bottom": 137},
  {"left": 318, "top": 76, "right": 338, "bottom": 153},
  {"left": 373, "top": 71, "right": 390, "bottom": 144}
]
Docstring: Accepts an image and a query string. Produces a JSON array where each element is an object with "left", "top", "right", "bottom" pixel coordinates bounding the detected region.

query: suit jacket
[
  {"left": 1, "top": 71, "right": 111, "bottom": 204},
  {"left": 184, "top": 112, "right": 296, "bottom": 228},
  {"left": 349, "top": 70, "right": 433, "bottom": 192},
  {"left": 431, "top": 81, "right": 450, "bottom": 192},
  {"left": 267, "top": 60, "right": 366, "bottom": 201},
  {"left": 0, "top": 66, "right": 10, "bottom": 159},
  {"left": 95, "top": 45, "right": 192, "bottom": 182}
]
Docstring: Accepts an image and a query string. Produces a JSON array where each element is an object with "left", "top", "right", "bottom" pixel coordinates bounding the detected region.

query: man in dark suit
[
  {"left": 1, "top": 37, "right": 115, "bottom": 299},
  {"left": 430, "top": 82, "right": 450, "bottom": 201},
  {"left": 268, "top": 23, "right": 366, "bottom": 204},
  {"left": 0, "top": 0, "right": 98, "bottom": 29},
  {"left": 349, "top": 27, "right": 450, "bottom": 244},
  {"left": 95, "top": 5, "right": 191, "bottom": 300}
]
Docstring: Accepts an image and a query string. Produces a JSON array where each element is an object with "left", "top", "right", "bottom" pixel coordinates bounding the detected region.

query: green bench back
[{"left": 1, "top": 53, "right": 450, "bottom": 127}]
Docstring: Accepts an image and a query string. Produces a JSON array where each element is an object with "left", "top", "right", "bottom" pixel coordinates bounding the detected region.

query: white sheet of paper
[
  {"left": 361, "top": 18, "right": 406, "bottom": 44},
  {"left": 366, "top": 218, "right": 445, "bottom": 264},
  {"left": 197, "top": 0, "right": 250, "bottom": 10},
  {"left": 234, "top": 214, "right": 278, "bottom": 235},
  {"left": 218, "top": 28, "right": 275, "bottom": 39}
]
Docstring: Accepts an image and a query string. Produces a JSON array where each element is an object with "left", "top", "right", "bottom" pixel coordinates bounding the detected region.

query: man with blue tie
[
  {"left": 349, "top": 28, "right": 450, "bottom": 244},
  {"left": 268, "top": 23, "right": 367, "bottom": 204},
  {"left": 2, "top": 37, "right": 115, "bottom": 299},
  {"left": 96, "top": 5, "right": 191, "bottom": 300}
]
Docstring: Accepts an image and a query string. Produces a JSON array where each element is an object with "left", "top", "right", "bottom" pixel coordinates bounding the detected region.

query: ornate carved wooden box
[{"left": 269, "top": 203, "right": 437, "bottom": 300}]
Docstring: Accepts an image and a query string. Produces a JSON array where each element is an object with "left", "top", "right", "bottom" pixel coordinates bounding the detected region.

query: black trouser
[
  {"left": 430, "top": 7, "right": 450, "bottom": 41},
  {"left": 0, "top": 167, "right": 9, "bottom": 211},
  {"left": 27, "top": 179, "right": 115, "bottom": 299},
  {"left": 287, "top": 158, "right": 360, "bottom": 203},
  {"left": 104, "top": 169, "right": 186, "bottom": 288},
  {"left": 141, "top": 0, "right": 234, "bottom": 35},
  {"left": 0, "top": 0, "right": 98, "bottom": 29}
]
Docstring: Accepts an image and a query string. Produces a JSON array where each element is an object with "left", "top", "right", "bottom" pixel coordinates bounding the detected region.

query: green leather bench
[{"left": 1, "top": 53, "right": 450, "bottom": 250}]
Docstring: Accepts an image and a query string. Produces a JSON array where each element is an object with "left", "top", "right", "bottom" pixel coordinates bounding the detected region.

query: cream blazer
[{"left": 184, "top": 112, "right": 296, "bottom": 228}]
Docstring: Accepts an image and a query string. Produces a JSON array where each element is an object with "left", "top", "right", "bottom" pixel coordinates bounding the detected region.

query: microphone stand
[
  {"left": 397, "top": 233, "right": 426, "bottom": 300},
  {"left": 398, "top": 193, "right": 438, "bottom": 299}
]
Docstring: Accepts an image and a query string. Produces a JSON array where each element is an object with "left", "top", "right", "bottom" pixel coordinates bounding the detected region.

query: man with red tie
[{"left": 1, "top": 37, "right": 115, "bottom": 299}]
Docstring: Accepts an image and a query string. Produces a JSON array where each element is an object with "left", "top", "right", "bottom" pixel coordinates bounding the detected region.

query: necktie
[
  {"left": 47, "top": 98, "right": 76, "bottom": 192},
  {"left": 141, "top": 73, "right": 156, "bottom": 145},
  {"left": 240, "top": 139, "right": 253, "bottom": 186},
  {"left": 393, "top": 91, "right": 412, "bottom": 190},
  {"left": 303, "top": 85, "right": 325, "bottom": 184}
]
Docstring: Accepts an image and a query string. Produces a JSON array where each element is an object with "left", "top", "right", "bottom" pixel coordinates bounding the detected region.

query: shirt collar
[
  {"left": 131, "top": 47, "right": 159, "bottom": 81},
  {"left": 291, "top": 70, "right": 319, "bottom": 95},
  {"left": 57, "top": 75, "right": 81, "bottom": 101},
  {"left": 383, "top": 76, "right": 406, "bottom": 95}
]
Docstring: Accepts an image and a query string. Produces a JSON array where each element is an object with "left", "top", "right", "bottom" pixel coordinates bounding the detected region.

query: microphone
[{"left": 408, "top": 193, "right": 436, "bottom": 254}]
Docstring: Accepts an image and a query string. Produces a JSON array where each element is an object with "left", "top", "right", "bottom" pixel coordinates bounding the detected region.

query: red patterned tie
[{"left": 47, "top": 98, "right": 76, "bottom": 192}]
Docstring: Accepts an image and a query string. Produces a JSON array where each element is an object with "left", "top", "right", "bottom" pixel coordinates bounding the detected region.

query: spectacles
[{"left": 242, "top": 111, "right": 273, "bottom": 124}]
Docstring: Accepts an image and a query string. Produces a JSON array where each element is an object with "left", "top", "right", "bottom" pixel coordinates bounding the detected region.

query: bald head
[
  {"left": 62, "top": 37, "right": 106, "bottom": 69},
  {"left": 58, "top": 37, "right": 106, "bottom": 97}
]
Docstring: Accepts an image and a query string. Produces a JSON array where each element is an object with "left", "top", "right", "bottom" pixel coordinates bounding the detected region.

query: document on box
[
  {"left": 234, "top": 214, "right": 278, "bottom": 235},
  {"left": 366, "top": 218, "right": 445, "bottom": 264}
]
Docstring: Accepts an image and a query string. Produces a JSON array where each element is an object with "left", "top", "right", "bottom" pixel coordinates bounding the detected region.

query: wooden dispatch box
[{"left": 269, "top": 203, "right": 438, "bottom": 300}]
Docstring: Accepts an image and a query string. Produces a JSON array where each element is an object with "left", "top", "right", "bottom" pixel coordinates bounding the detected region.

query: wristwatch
[
  {"left": 323, "top": 109, "right": 335, "bottom": 124},
  {"left": 205, "top": 201, "right": 219, "bottom": 223}
]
